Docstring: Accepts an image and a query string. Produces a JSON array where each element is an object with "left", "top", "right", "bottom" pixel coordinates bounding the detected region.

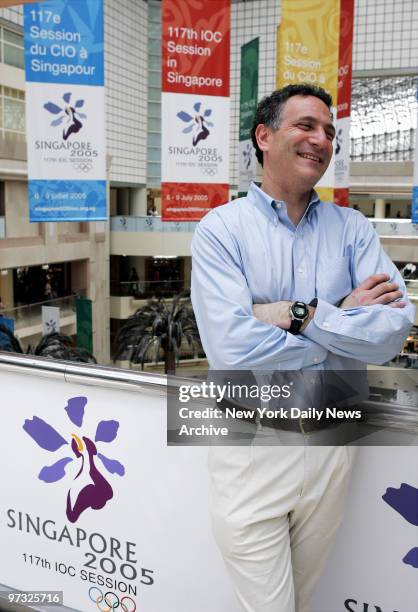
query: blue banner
[
  {"left": 24, "top": 0, "right": 104, "bottom": 86},
  {"left": 412, "top": 87, "right": 418, "bottom": 224},
  {"left": 29, "top": 179, "right": 106, "bottom": 221},
  {"left": 24, "top": 0, "right": 106, "bottom": 222},
  {"left": 412, "top": 186, "right": 418, "bottom": 224}
]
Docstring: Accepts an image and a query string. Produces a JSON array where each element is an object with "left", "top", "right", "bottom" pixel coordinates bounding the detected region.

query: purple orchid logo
[
  {"left": 23, "top": 396, "right": 125, "bottom": 524},
  {"left": 44, "top": 92, "right": 86, "bottom": 141},
  {"left": 177, "top": 101, "right": 214, "bottom": 147},
  {"left": 382, "top": 482, "right": 418, "bottom": 568},
  {"left": 242, "top": 142, "right": 253, "bottom": 170},
  {"left": 335, "top": 127, "right": 343, "bottom": 155}
]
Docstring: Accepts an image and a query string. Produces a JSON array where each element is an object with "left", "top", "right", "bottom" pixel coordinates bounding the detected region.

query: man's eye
[
  {"left": 298, "top": 123, "right": 311, "bottom": 130},
  {"left": 326, "top": 132, "right": 335, "bottom": 141}
]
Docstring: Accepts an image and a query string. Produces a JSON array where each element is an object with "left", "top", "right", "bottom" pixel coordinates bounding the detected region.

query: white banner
[
  {"left": 0, "top": 368, "right": 238, "bottom": 612},
  {"left": 334, "top": 115, "right": 351, "bottom": 189},
  {"left": 238, "top": 138, "right": 257, "bottom": 193},
  {"left": 26, "top": 83, "right": 106, "bottom": 182},
  {"left": 1, "top": 362, "right": 417, "bottom": 611},
  {"left": 313, "top": 445, "right": 418, "bottom": 611},
  {"left": 161, "top": 92, "right": 230, "bottom": 184},
  {"left": 41, "top": 306, "right": 60, "bottom": 336}
]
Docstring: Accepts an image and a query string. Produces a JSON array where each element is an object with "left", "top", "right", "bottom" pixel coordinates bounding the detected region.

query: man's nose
[{"left": 309, "top": 128, "right": 329, "bottom": 148}]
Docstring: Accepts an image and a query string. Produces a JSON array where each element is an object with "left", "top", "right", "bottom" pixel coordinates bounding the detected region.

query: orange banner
[
  {"left": 276, "top": 0, "right": 340, "bottom": 101},
  {"left": 334, "top": 0, "right": 354, "bottom": 207},
  {"left": 276, "top": 0, "right": 349, "bottom": 203},
  {"left": 161, "top": 0, "right": 230, "bottom": 221},
  {"left": 162, "top": 0, "right": 230, "bottom": 97},
  {"left": 162, "top": 182, "right": 229, "bottom": 221}
]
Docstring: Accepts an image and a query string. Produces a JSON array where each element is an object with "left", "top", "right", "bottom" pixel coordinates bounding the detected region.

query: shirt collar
[{"left": 246, "top": 182, "right": 321, "bottom": 223}]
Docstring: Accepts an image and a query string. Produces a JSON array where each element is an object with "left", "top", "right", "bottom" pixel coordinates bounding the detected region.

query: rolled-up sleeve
[
  {"left": 191, "top": 212, "right": 326, "bottom": 370},
  {"left": 303, "top": 213, "right": 415, "bottom": 365}
]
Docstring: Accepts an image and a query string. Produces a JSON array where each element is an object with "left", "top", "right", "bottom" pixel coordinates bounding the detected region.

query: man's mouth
[{"left": 297, "top": 152, "right": 322, "bottom": 163}]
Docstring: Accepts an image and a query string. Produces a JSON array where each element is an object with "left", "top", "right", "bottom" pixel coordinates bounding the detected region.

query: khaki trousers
[{"left": 209, "top": 434, "right": 354, "bottom": 612}]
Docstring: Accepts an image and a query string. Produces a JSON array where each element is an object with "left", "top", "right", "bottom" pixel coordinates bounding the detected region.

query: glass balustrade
[
  {"left": 110, "top": 215, "right": 198, "bottom": 233},
  {"left": 0, "top": 294, "right": 81, "bottom": 330}
]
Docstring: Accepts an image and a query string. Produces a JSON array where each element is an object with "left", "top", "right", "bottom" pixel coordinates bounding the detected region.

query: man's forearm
[
  {"left": 302, "top": 298, "right": 414, "bottom": 365},
  {"left": 253, "top": 302, "right": 315, "bottom": 332},
  {"left": 253, "top": 274, "right": 405, "bottom": 333},
  {"left": 251, "top": 272, "right": 413, "bottom": 366}
]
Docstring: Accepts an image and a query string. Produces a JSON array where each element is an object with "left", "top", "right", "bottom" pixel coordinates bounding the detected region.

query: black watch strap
[
  {"left": 309, "top": 298, "right": 318, "bottom": 307},
  {"left": 289, "top": 317, "right": 303, "bottom": 334}
]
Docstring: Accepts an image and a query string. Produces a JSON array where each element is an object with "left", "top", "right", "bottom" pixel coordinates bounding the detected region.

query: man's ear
[{"left": 255, "top": 124, "right": 271, "bottom": 154}]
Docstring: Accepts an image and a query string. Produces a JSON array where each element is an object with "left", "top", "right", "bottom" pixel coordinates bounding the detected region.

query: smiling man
[{"left": 191, "top": 84, "right": 414, "bottom": 612}]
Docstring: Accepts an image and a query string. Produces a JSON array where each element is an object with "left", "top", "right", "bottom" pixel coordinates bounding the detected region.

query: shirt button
[
  {"left": 313, "top": 357, "right": 319, "bottom": 363},
  {"left": 322, "top": 321, "right": 330, "bottom": 329},
  {"left": 297, "top": 268, "right": 304, "bottom": 274}
]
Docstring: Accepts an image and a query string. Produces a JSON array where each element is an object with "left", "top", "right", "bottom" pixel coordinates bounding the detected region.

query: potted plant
[{"left": 113, "top": 295, "right": 201, "bottom": 374}]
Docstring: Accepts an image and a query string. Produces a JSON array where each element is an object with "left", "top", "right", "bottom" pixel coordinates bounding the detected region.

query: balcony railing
[
  {"left": 110, "top": 215, "right": 418, "bottom": 237},
  {"left": 0, "top": 294, "right": 81, "bottom": 331},
  {"left": 110, "top": 215, "right": 198, "bottom": 233},
  {"left": 372, "top": 218, "right": 418, "bottom": 237}
]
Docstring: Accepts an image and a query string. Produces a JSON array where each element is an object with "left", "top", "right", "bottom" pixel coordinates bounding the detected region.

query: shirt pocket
[{"left": 315, "top": 255, "right": 352, "bottom": 305}]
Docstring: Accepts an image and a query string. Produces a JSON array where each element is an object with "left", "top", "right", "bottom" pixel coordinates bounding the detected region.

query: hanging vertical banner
[
  {"left": 238, "top": 38, "right": 259, "bottom": 196},
  {"left": 76, "top": 296, "right": 93, "bottom": 354},
  {"left": 24, "top": 0, "right": 106, "bottom": 222},
  {"left": 412, "top": 87, "right": 418, "bottom": 223},
  {"left": 42, "top": 305, "right": 60, "bottom": 335},
  {"left": 276, "top": 0, "right": 340, "bottom": 202},
  {"left": 334, "top": 0, "right": 354, "bottom": 207},
  {"left": 161, "top": 0, "right": 230, "bottom": 221}
]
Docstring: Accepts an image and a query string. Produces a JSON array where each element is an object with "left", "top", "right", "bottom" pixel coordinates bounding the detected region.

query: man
[{"left": 191, "top": 84, "right": 414, "bottom": 612}]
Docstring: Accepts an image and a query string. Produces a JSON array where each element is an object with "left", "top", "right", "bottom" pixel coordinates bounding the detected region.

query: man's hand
[
  {"left": 340, "top": 273, "right": 406, "bottom": 309},
  {"left": 253, "top": 302, "right": 315, "bottom": 331}
]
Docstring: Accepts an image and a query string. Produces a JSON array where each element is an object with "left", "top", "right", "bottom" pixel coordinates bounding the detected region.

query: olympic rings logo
[
  {"left": 200, "top": 167, "right": 217, "bottom": 176},
  {"left": 71, "top": 161, "right": 92, "bottom": 173},
  {"left": 88, "top": 587, "right": 137, "bottom": 611}
]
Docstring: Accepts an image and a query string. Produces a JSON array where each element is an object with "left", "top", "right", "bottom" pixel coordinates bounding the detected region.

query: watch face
[{"left": 292, "top": 302, "right": 308, "bottom": 318}]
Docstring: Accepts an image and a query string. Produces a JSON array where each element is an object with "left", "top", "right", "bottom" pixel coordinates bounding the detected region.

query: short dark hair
[{"left": 250, "top": 84, "right": 333, "bottom": 166}]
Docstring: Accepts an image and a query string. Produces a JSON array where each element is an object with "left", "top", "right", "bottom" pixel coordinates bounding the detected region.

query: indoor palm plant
[{"left": 113, "top": 295, "right": 201, "bottom": 374}]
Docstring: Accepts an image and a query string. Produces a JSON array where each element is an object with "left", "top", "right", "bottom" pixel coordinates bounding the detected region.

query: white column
[
  {"left": 130, "top": 187, "right": 147, "bottom": 216},
  {"left": 374, "top": 198, "right": 385, "bottom": 219}
]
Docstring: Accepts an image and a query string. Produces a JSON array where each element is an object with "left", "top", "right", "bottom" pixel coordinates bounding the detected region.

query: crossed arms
[
  {"left": 191, "top": 212, "right": 415, "bottom": 370},
  {"left": 253, "top": 273, "right": 407, "bottom": 333}
]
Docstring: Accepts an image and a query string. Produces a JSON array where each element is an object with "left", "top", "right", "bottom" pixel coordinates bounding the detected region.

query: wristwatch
[{"left": 289, "top": 301, "right": 309, "bottom": 334}]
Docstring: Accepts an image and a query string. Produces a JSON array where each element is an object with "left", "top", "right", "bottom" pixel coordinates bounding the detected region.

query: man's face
[{"left": 261, "top": 95, "right": 335, "bottom": 188}]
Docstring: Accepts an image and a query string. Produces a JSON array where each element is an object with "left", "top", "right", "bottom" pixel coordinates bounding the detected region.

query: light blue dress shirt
[{"left": 191, "top": 182, "right": 415, "bottom": 371}]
